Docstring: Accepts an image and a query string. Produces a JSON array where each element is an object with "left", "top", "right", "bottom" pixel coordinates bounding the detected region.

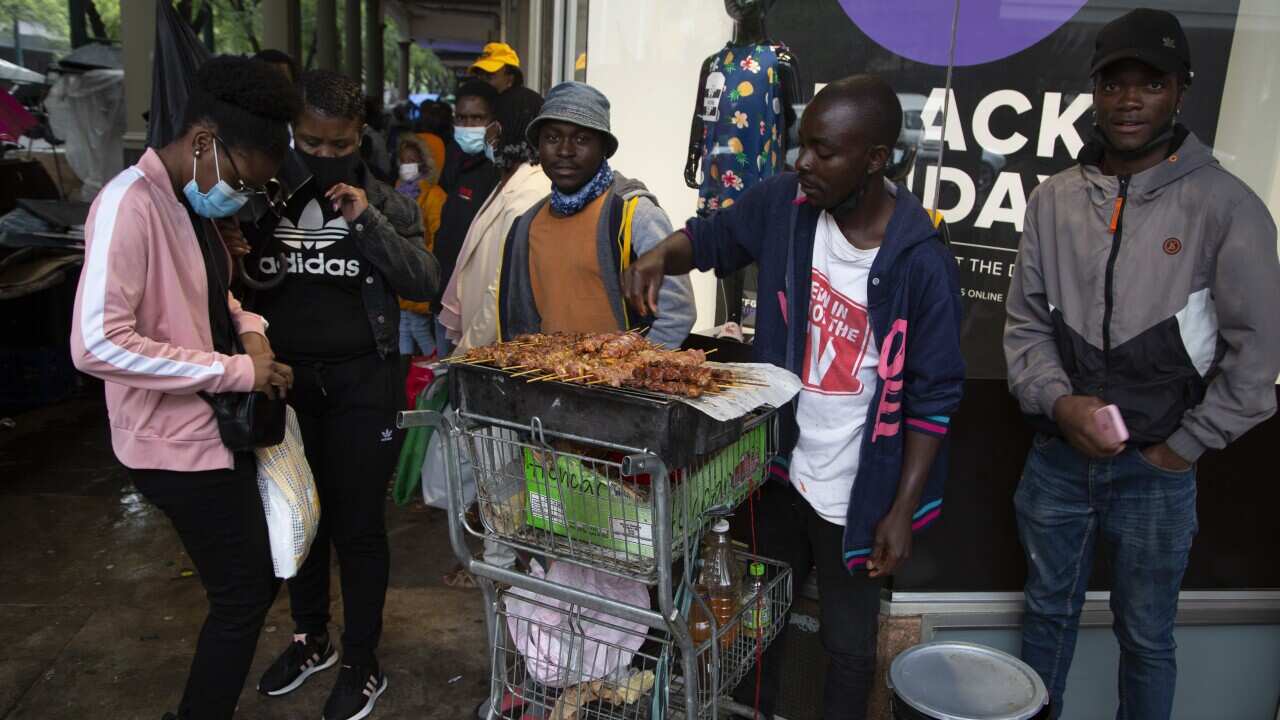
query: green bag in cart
[{"left": 522, "top": 421, "right": 769, "bottom": 560}]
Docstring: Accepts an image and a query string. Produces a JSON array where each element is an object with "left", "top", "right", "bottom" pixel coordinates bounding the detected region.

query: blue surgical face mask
[
  {"left": 454, "top": 125, "right": 488, "bottom": 155},
  {"left": 183, "top": 143, "right": 249, "bottom": 218}
]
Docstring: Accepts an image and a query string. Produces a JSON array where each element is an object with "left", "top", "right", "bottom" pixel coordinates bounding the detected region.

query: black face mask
[{"left": 298, "top": 150, "right": 362, "bottom": 193}]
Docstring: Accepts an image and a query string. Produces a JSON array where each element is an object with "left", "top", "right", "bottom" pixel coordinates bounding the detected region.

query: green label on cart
[{"left": 521, "top": 423, "right": 769, "bottom": 562}]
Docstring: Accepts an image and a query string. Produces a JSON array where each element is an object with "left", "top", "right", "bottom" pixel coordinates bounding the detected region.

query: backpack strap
[{"left": 614, "top": 195, "right": 643, "bottom": 330}]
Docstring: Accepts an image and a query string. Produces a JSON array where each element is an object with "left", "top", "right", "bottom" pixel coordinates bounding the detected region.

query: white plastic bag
[
  {"left": 420, "top": 405, "right": 476, "bottom": 510},
  {"left": 44, "top": 69, "right": 126, "bottom": 201},
  {"left": 254, "top": 407, "right": 320, "bottom": 578},
  {"left": 505, "top": 561, "right": 650, "bottom": 688}
]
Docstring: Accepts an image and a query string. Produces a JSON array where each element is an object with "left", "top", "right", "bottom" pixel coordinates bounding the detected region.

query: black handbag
[{"left": 192, "top": 213, "right": 286, "bottom": 451}]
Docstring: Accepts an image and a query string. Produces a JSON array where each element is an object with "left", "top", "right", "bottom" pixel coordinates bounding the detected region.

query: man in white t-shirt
[{"left": 625, "top": 76, "right": 965, "bottom": 720}]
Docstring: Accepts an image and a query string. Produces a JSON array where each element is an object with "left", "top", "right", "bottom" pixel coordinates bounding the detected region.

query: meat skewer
[{"left": 456, "top": 331, "right": 751, "bottom": 398}]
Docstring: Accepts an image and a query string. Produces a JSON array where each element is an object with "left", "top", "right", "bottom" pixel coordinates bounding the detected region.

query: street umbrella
[
  {"left": 146, "top": 0, "right": 209, "bottom": 149},
  {"left": 0, "top": 58, "right": 44, "bottom": 85}
]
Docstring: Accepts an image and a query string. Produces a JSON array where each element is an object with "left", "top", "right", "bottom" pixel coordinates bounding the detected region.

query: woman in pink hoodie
[{"left": 70, "top": 56, "right": 299, "bottom": 720}]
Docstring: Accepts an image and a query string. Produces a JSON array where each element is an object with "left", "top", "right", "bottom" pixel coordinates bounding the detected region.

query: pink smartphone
[{"left": 1094, "top": 404, "right": 1130, "bottom": 445}]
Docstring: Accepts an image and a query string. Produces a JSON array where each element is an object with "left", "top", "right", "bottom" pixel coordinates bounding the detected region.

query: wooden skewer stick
[
  {"left": 501, "top": 365, "right": 528, "bottom": 371},
  {"left": 703, "top": 348, "right": 718, "bottom": 355},
  {"left": 531, "top": 374, "right": 564, "bottom": 382},
  {"left": 510, "top": 368, "right": 543, "bottom": 377},
  {"left": 561, "top": 374, "right": 594, "bottom": 382},
  {"left": 586, "top": 378, "right": 611, "bottom": 385}
]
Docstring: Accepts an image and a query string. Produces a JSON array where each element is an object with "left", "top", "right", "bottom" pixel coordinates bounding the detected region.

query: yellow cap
[{"left": 471, "top": 43, "right": 520, "bottom": 73}]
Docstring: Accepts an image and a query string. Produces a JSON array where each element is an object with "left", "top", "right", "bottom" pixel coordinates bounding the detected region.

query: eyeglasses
[{"left": 214, "top": 134, "right": 286, "bottom": 217}]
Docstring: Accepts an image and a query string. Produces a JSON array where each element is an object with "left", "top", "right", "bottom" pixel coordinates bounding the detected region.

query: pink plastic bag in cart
[{"left": 504, "top": 561, "right": 650, "bottom": 688}]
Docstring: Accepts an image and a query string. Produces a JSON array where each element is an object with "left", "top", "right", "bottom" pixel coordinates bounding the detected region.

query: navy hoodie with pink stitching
[{"left": 684, "top": 172, "right": 965, "bottom": 573}]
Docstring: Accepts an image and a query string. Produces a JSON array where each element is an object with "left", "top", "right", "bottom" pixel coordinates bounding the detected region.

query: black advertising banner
[{"left": 766, "top": 0, "right": 1240, "bottom": 378}]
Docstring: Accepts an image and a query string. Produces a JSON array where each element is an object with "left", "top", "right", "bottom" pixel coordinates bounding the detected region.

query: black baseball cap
[{"left": 1090, "top": 8, "right": 1192, "bottom": 81}]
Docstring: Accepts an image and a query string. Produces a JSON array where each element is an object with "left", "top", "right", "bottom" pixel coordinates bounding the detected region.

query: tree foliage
[
  {"left": 15, "top": 0, "right": 451, "bottom": 96},
  {"left": 0, "top": 0, "right": 72, "bottom": 48},
  {"left": 382, "top": 12, "right": 452, "bottom": 97}
]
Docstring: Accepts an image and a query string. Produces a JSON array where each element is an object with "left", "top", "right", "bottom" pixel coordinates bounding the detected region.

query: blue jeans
[
  {"left": 1015, "top": 434, "right": 1198, "bottom": 720},
  {"left": 435, "top": 315, "right": 455, "bottom": 357},
  {"left": 399, "top": 311, "right": 443, "bottom": 357}
]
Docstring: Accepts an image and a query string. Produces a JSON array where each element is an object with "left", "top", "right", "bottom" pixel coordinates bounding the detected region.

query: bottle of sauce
[
  {"left": 697, "top": 518, "right": 740, "bottom": 650},
  {"left": 741, "top": 561, "right": 771, "bottom": 632}
]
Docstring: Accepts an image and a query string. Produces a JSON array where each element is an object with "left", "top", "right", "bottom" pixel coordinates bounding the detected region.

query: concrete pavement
[{"left": 0, "top": 395, "right": 489, "bottom": 719}]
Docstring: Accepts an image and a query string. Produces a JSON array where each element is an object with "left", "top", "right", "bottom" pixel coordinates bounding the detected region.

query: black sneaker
[
  {"left": 257, "top": 633, "right": 339, "bottom": 696},
  {"left": 323, "top": 662, "right": 388, "bottom": 720}
]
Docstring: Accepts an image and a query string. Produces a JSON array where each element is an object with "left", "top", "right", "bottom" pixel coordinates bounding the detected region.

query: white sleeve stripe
[{"left": 80, "top": 169, "right": 228, "bottom": 380}]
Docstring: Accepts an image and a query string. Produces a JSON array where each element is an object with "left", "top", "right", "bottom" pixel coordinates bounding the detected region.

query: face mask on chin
[
  {"left": 399, "top": 162, "right": 420, "bottom": 183},
  {"left": 828, "top": 175, "right": 869, "bottom": 216},
  {"left": 1092, "top": 116, "right": 1178, "bottom": 162},
  {"left": 183, "top": 143, "right": 250, "bottom": 219}
]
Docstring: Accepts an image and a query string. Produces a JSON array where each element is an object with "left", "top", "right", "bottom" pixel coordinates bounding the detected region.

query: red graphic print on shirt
[{"left": 802, "top": 268, "right": 872, "bottom": 395}]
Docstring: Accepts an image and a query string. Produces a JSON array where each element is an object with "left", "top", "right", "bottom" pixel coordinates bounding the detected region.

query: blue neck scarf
[{"left": 550, "top": 161, "right": 614, "bottom": 216}]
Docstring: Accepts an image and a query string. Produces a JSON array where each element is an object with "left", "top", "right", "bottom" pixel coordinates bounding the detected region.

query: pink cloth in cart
[{"left": 505, "top": 561, "right": 650, "bottom": 689}]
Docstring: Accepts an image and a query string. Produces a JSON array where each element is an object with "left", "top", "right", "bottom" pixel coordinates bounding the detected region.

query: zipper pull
[
  {"left": 317, "top": 364, "right": 328, "bottom": 397},
  {"left": 1108, "top": 176, "right": 1131, "bottom": 234}
]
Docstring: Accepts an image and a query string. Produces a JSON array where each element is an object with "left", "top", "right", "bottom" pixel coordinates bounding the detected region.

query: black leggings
[
  {"left": 284, "top": 351, "right": 404, "bottom": 666},
  {"left": 733, "top": 479, "right": 884, "bottom": 720},
  {"left": 132, "top": 455, "right": 279, "bottom": 720}
]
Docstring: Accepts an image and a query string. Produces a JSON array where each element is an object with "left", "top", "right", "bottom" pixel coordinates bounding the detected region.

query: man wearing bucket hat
[
  {"left": 495, "top": 81, "right": 696, "bottom": 348},
  {"left": 470, "top": 42, "right": 524, "bottom": 96},
  {"left": 1005, "top": 8, "right": 1280, "bottom": 718}
]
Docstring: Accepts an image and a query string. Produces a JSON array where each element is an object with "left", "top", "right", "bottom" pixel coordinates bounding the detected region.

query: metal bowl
[{"left": 888, "top": 641, "right": 1049, "bottom": 720}]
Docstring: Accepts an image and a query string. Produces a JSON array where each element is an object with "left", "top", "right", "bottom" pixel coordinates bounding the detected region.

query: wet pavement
[{"left": 0, "top": 395, "right": 489, "bottom": 719}]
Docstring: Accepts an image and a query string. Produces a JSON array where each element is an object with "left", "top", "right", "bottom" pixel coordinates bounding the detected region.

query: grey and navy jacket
[
  {"left": 684, "top": 173, "right": 965, "bottom": 573},
  {"left": 243, "top": 151, "right": 441, "bottom": 358},
  {"left": 1005, "top": 129, "right": 1280, "bottom": 461},
  {"left": 496, "top": 173, "right": 697, "bottom": 349}
]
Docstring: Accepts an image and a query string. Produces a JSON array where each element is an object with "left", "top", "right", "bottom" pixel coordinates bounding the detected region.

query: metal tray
[{"left": 450, "top": 362, "right": 757, "bottom": 466}]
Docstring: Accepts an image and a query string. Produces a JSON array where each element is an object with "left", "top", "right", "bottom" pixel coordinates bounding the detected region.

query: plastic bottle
[
  {"left": 696, "top": 518, "right": 740, "bottom": 649},
  {"left": 689, "top": 586, "right": 714, "bottom": 647},
  {"left": 741, "top": 561, "right": 771, "bottom": 632}
]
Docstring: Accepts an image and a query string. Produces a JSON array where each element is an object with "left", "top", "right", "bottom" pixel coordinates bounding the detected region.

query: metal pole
[
  {"left": 526, "top": 0, "right": 542, "bottom": 92},
  {"left": 365, "top": 0, "right": 384, "bottom": 99},
  {"left": 345, "top": 0, "right": 362, "bottom": 82},
  {"left": 929, "top": 0, "right": 961, "bottom": 217},
  {"left": 563, "top": 0, "right": 577, "bottom": 82},
  {"left": 549, "top": 0, "right": 564, "bottom": 87},
  {"left": 397, "top": 40, "right": 410, "bottom": 101},
  {"left": 316, "top": 0, "right": 338, "bottom": 71},
  {"left": 68, "top": 0, "right": 88, "bottom": 48},
  {"left": 13, "top": 15, "right": 23, "bottom": 67}
]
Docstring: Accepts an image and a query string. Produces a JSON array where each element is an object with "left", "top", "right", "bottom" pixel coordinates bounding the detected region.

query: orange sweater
[{"left": 400, "top": 180, "right": 447, "bottom": 314}]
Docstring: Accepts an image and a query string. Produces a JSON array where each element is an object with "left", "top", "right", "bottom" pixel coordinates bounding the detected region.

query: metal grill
[{"left": 458, "top": 411, "right": 778, "bottom": 584}]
